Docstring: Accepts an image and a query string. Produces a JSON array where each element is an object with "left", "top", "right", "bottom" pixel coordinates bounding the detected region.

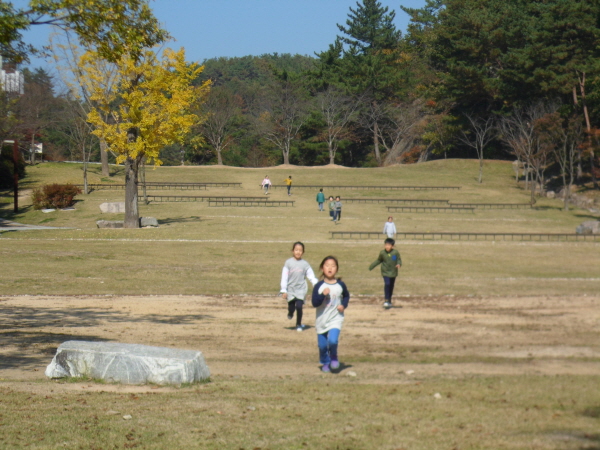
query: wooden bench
[
  {"left": 143, "top": 195, "right": 267, "bottom": 203},
  {"left": 270, "top": 184, "right": 461, "bottom": 191},
  {"left": 448, "top": 203, "right": 533, "bottom": 209},
  {"left": 79, "top": 183, "right": 208, "bottom": 191},
  {"left": 208, "top": 200, "right": 295, "bottom": 207},
  {"left": 343, "top": 198, "right": 450, "bottom": 205},
  {"left": 330, "top": 231, "right": 600, "bottom": 242},
  {"left": 145, "top": 182, "right": 241, "bottom": 188},
  {"left": 387, "top": 206, "right": 475, "bottom": 213}
]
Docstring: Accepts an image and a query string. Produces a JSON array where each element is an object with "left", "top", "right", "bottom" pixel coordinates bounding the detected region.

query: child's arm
[
  {"left": 280, "top": 265, "right": 289, "bottom": 299},
  {"left": 337, "top": 281, "right": 350, "bottom": 312},
  {"left": 311, "top": 281, "right": 326, "bottom": 307},
  {"left": 306, "top": 266, "right": 319, "bottom": 287},
  {"left": 368, "top": 253, "right": 383, "bottom": 271}
]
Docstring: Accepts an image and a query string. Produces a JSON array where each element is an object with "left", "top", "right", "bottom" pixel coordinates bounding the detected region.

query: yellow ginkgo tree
[{"left": 86, "top": 47, "right": 210, "bottom": 227}]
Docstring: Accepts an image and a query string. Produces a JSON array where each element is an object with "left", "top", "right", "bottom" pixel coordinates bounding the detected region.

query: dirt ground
[{"left": 1, "top": 294, "right": 599, "bottom": 394}]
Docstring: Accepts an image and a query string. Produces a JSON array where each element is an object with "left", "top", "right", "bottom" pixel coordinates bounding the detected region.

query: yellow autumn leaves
[{"left": 85, "top": 47, "right": 210, "bottom": 166}]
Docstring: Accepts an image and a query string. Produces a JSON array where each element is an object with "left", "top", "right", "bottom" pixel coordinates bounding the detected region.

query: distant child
[
  {"left": 284, "top": 176, "right": 293, "bottom": 196},
  {"left": 383, "top": 216, "right": 396, "bottom": 239},
  {"left": 334, "top": 196, "right": 343, "bottom": 222},
  {"left": 312, "top": 256, "right": 350, "bottom": 372},
  {"left": 280, "top": 242, "right": 319, "bottom": 332},
  {"left": 368, "top": 238, "right": 402, "bottom": 309},
  {"left": 328, "top": 196, "right": 336, "bottom": 221},
  {"left": 316, "top": 188, "right": 325, "bottom": 211},
  {"left": 261, "top": 175, "right": 271, "bottom": 194}
]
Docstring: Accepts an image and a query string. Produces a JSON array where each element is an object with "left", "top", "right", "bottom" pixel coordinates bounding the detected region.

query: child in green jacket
[{"left": 369, "top": 238, "right": 402, "bottom": 309}]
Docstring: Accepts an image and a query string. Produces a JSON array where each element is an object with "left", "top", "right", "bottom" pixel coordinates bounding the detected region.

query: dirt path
[{"left": 1, "top": 294, "right": 599, "bottom": 393}]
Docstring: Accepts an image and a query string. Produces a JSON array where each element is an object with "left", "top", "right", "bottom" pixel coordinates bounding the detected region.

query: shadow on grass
[
  {"left": 158, "top": 216, "right": 202, "bottom": 225},
  {"left": 0, "top": 305, "right": 214, "bottom": 369},
  {"left": 0, "top": 330, "right": 107, "bottom": 370},
  {"left": 573, "top": 213, "right": 600, "bottom": 221}
]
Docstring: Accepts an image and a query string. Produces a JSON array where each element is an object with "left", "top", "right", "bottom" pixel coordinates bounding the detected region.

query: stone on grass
[
  {"left": 100, "top": 202, "right": 126, "bottom": 213},
  {"left": 45, "top": 341, "right": 210, "bottom": 385},
  {"left": 96, "top": 220, "right": 124, "bottom": 229},
  {"left": 140, "top": 217, "right": 159, "bottom": 227},
  {"left": 576, "top": 220, "right": 600, "bottom": 235}
]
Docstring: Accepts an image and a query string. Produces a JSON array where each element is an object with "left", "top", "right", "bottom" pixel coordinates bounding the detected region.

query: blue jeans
[
  {"left": 317, "top": 328, "right": 340, "bottom": 365},
  {"left": 383, "top": 276, "right": 396, "bottom": 301}
]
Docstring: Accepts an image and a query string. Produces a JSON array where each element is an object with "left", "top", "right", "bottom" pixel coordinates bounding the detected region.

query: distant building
[{"left": 0, "top": 56, "right": 25, "bottom": 96}]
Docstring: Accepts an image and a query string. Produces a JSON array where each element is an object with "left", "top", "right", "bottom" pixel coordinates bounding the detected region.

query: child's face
[
  {"left": 321, "top": 259, "right": 338, "bottom": 279},
  {"left": 335, "top": 197, "right": 340, "bottom": 200},
  {"left": 384, "top": 243, "right": 394, "bottom": 252},
  {"left": 292, "top": 245, "right": 304, "bottom": 260},
  {"left": 388, "top": 217, "right": 393, "bottom": 222}
]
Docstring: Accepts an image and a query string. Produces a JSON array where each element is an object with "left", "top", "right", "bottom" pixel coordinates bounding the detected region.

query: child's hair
[
  {"left": 388, "top": 216, "right": 393, "bottom": 221},
  {"left": 289, "top": 175, "right": 292, "bottom": 178},
  {"left": 384, "top": 238, "right": 395, "bottom": 246},
  {"left": 292, "top": 241, "right": 304, "bottom": 251},
  {"left": 335, "top": 196, "right": 340, "bottom": 200},
  {"left": 329, "top": 196, "right": 334, "bottom": 200},
  {"left": 319, "top": 188, "right": 323, "bottom": 192}
]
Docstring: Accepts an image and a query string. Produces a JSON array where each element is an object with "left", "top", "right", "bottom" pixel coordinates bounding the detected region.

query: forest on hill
[{"left": 2, "top": 0, "right": 599, "bottom": 195}]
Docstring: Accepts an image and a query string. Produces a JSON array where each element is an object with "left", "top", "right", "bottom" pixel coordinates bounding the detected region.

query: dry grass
[{"left": 1, "top": 159, "right": 598, "bottom": 297}]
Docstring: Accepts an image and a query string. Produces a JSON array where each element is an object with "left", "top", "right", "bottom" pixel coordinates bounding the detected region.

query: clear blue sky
[{"left": 14, "top": 0, "right": 426, "bottom": 70}]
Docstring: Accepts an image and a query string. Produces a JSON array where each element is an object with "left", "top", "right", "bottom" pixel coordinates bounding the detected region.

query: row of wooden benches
[
  {"left": 78, "top": 183, "right": 461, "bottom": 191},
  {"left": 330, "top": 231, "right": 600, "bottom": 241},
  {"left": 138, "top": 195, "right": 532, "bottom": 211}
]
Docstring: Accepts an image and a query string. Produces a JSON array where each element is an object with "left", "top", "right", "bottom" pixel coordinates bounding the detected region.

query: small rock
[
  {"left": 246, "top": 406, "right": 256, "bottom": 411},
  {"left": 123, "top": 415, "right": 132, "bottom": 420},
  {"left": 139, "top": 217, "right": 159, "bottom": 227},
  {"left": 96, "top": 220, "right": 124, "bottom": 229},
  {"left": 346, "top": 371, "right": 357, "bottom": 377},
  {"left": 41, "top": 209, "right": 55, "bottom": 213},
  {"left": 405, "top": 370, "right": 415, "bottom": 375},
  {"left": 106, "top": 410, "right": 120, "bottom": 415},
  {"left": 433, "top": 393, "right": 442, "bottom": 399}
]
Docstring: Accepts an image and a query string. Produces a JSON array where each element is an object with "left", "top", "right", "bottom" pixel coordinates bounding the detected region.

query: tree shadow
[
  {"left": 0, "top": 304, "right": 215, "bottom": 370},
  {"left": 158, "top": 216, "right": 203, "bottom": 225}
]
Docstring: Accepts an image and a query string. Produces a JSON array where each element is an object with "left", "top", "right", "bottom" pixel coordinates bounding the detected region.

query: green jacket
[
  {"left": 316, "top": 192, "right": 325, "bottom": 203},
  {"left": 369, "top": 249, "right": 402, "bottom": 277}
]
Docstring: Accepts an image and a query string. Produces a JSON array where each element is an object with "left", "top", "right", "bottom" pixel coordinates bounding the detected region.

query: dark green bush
[{"left": 31, "top": 184, "right": 82, "bottom": 210}]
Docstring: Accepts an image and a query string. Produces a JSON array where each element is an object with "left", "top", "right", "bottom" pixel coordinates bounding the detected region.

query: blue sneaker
[
  {"left": 330, "top": 360, "right": 340, "bottom": 370},
  {"left": 321, "top": 364, "right": 330, "bottom": 373}
]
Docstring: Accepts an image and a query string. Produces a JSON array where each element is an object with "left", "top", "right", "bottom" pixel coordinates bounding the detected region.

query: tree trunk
[
  {"left": 217, "top": 146, "right": 223, "bottom": 165},
  {"left": 478, "top": 155, "right": 483, "bottom": 184},
  {"left": 100, "top": 138, "right": 110, "bottom": 177},
  {"left": 124, "top": 156, "right": 140, "bottom": 228},
  {"left": 83, "top": 161, "right": 88, "bottom": 195},
  {"left": 373, "top": 121, "right": 381, "bottom": 166},
  {"left": 140, "top": 159, "right": 148, "bottom": 205}
]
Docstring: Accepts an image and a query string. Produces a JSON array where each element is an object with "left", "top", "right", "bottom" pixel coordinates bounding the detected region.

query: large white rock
[{"left": 45, "top": 341, "right": 210, "bottom": 385}]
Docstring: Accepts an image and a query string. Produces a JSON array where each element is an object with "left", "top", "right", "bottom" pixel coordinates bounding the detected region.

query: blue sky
[{"left": 14, "top": 0, "right": 426, "bottom": 70}]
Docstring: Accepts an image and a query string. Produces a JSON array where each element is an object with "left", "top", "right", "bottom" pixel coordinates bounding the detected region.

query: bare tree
[
  {"left": 458, "top": 113, "right": 496, "bottom": 184},
  {"left": 198, "top": 86, "right": 240, "bottom": 165},
  {"left": 51, "top": 33, "right": 119, "bottom": 176},
  {"left": 499, "top": 102, "right": 553, "bottom": 202},
  {"left": 253, "top": 77, "right": 311, "bottom": 165},
  {"left": 536, "top": 112, "right": 583, "bottom": 211},
  {"left": 316, "top": 86, "right": 360, "bottom": 164},
  {"left": 61, "top": 99, "right": 96, "bottom": 194},
  {"left": 379, "top": 100, "right": 427, "bottom": 165}
]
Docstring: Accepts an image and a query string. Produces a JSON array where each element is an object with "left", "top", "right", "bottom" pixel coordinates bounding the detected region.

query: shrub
[{"left": 31, "top": 184, "right": 82, "bottom": 210}]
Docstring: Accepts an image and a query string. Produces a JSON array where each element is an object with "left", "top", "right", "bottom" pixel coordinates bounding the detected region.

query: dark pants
[
  {"left": 288, "top": 299, "right": 303, "bottom": 326},
  {"left": 383, "top": 276, "right": 396, "bottom": 302},
  {"left": 287, "top": 185, "right": 291, "bottom": 195},
  {"left": 336, "top": 210, "right": 341, "bottom": 220}
]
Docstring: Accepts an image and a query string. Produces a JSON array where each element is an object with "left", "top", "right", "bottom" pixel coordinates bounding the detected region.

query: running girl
[
  {"left": 280, "top": 242, "right": 318, "bottom": 332},
  {"left": 311, "top": 256, "right": 350, "bottom": 372}
]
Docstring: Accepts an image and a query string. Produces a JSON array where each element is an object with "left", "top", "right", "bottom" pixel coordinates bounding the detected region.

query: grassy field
[
  {"left": 1, "top": 159, "right": 599, "bottom": 450},
  {"left": 0, "top": 159, "right": 598, "bottom": 297}
]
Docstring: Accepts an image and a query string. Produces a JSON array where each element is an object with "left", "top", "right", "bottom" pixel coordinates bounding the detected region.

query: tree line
[{"left": 3, "top": 0, "right": 600, "bottom": 199}]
